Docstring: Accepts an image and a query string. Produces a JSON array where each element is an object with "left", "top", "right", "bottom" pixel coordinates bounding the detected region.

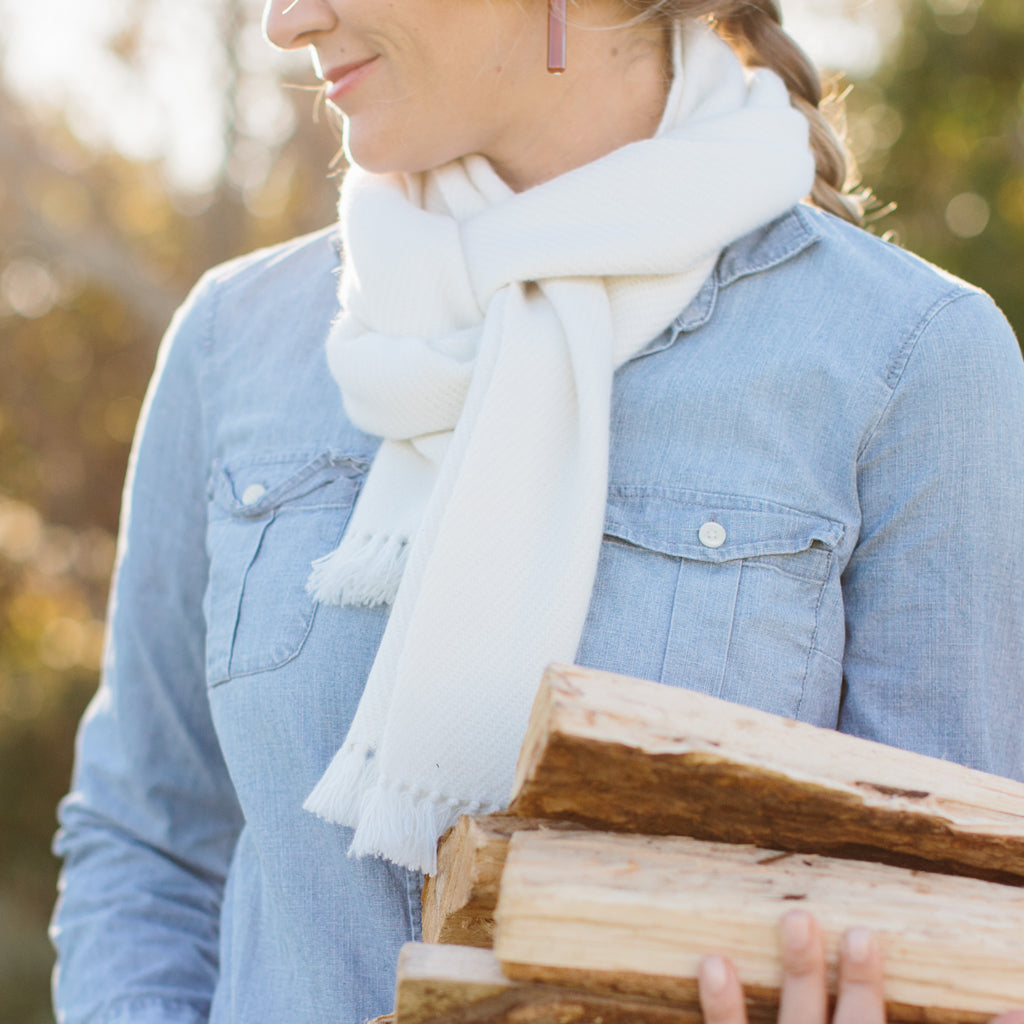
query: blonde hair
[{"left": 639, "top": 0, "right": 864, "bottom": 224}]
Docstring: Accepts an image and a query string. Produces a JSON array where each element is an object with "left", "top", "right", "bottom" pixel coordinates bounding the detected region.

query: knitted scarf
[{"left": 303, "top": 23, "right": 815, "bottom": 873}]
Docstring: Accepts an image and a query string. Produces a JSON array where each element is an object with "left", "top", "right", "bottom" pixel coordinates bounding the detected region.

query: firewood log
[
  {"left": 508, "top": 664, "right": 1024, "bottom": 882},
  {"left": 395, "top": 943, "right": 511, "bottom": 1024},
  {"left": 494, "top": 830, "right": 1024, "bottom": 1024},
  {"left": 394, "top": 942, "right": 703, "bottom": 1024}
]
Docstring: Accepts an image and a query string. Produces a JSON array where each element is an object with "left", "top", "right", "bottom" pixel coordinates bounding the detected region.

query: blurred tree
[
  {"left": 846, "top": 0, "right": 1024, "bottom": 344},
  {"left": 0, "top": 3, "right": 338, "bottom": 1019}
]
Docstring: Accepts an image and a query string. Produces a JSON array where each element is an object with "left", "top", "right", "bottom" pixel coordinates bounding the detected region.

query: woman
[{"left": 51, "top": 0, "right": 1024, "bottom": 1021}]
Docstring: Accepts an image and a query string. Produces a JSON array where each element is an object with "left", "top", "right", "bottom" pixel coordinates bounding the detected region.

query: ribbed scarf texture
[{"left": 303, "top": 23, "right": 816, "bottom": 873}]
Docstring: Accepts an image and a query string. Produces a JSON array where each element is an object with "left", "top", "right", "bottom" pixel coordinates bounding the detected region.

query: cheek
[{"left": 339, "top": 37, "right": 524, "bottom": 174}]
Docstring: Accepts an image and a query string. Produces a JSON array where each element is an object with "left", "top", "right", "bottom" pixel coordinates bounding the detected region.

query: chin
[{"left": 342, "top": 123, "right": 462, "bottom": 176}]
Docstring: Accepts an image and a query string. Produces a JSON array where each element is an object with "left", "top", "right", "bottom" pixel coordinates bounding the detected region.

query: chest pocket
[
  {"left": 204, "top": 451, "right": 368, "bottom": 685},
  {"left": 578, "top": 487, "right": 845, "bottom": 718}
]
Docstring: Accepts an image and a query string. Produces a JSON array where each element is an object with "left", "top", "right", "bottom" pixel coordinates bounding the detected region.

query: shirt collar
[
  {"left": 633, "top": 204, "right": 822, "bottom": 359},
  {"left": 332, "top": 204, "right": 821, "bottom": 356}
]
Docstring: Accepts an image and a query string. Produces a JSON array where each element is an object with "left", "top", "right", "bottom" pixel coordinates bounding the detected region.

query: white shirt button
[
  {"left": 698, "top": 521, "right": 727, "bottom": 549},
  {"left": 241, "top": 483, "right": 267, "bottom": 505}
]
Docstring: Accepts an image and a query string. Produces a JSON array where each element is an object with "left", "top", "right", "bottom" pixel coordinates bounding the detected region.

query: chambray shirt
[{"left": 52, "top": 205, "right": 1024, "bottom": 1024}]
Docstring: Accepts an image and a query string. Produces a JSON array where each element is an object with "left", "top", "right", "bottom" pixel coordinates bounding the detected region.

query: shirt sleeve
[
  {"left": 51, "top": 272, "right": 244, "bottom": 1024},
  {"left": 839, "top": 289, "right": 1024, "bottom": 779}
]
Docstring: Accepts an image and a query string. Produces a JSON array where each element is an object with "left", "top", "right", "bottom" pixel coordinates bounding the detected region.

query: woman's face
[
  {"left": 263, "top": 0, "right": 561, "bottom": 182},
  {"left": 263, "top": 0, "right": 668, "bottom": 190}
]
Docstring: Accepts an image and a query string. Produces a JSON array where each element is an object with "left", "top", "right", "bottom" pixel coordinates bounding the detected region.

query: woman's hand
[
  {"left": 696, "top": 910, "right": 1024, "bottom": 1024},
  {"left": 697, "top": 910, "right": 884, "bottom": 1024}
]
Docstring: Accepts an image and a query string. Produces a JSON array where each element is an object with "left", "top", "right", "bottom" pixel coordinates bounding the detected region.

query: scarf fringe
[
  {"left": 305, "top": 744, "right": 490, "bottom": 874},
  {"left": 347, "top": 783, "right": 472, "bottom": 875},
  {"left": 303, "top": 744, "right": 379, "bottom": 825},
  {"left": 306, "top": 533, "right": 409, "bottom": 607}
]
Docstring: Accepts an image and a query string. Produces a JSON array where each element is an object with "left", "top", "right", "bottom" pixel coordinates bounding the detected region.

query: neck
[{"left": 488, "top": 15, "right": 673, "bottom": 192}]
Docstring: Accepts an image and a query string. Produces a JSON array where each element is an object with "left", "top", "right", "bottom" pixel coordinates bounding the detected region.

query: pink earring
[{"left": 547, "top": 0, "right": 567, "bottom": 73}]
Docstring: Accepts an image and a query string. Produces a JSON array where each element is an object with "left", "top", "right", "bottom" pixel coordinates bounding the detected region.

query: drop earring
[{"left": 547, "top": 0, "right": 567, "bottom": 73}]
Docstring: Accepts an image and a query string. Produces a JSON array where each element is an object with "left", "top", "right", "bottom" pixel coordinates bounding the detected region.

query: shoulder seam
[{"left": 857, "top": 287, "right": 985, "bottom": 461}]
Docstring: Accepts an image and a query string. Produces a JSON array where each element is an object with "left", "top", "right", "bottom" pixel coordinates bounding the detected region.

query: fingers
[
  {"left": 777, "top": 911, "right": 827, "bottom": 1024},
  {"left": 832, "top": 927, "right": 886, "bottom": 1024},
  {"left": 988, "top": 1015, "right": 1024, "bottom": 1024},
  {"left": 698, "top": 915, "right": 889, "bottom": 1024},
  {"left": 698, "top": 954, "right": 748, "bottom": 1024}
]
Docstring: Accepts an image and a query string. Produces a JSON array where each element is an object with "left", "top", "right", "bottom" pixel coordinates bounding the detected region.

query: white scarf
[{"left": 304, "top": 23, "right": 815, "bottom": 874}]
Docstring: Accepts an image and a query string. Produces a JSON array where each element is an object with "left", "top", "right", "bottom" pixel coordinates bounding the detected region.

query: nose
[{"left": 263, "top": 0, "right": 335, "bottom": 50}]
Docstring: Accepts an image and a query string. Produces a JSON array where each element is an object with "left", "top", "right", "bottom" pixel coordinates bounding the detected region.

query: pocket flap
[
  {"left": 605, "top": 487, "right": 843, "bottom": 562},
  {"left": 210, "top": 451, "right": 369, "bottom": 518}
]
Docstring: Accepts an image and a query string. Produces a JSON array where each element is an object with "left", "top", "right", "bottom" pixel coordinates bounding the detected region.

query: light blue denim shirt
[{"left": 52, "top": 205, "right": 1024, "bottom": 1024}]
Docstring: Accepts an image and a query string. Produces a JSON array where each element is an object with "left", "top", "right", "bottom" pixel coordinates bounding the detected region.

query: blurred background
[{"left": 1, "top": 0, "right": 1022, "bottom": 1020}]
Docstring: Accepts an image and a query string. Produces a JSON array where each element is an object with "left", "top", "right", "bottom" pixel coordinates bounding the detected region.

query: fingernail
[
  {"left": 781, "top": 910, "right": 811, "bottom": 951},
  {"left": 700, "top": 955, "right": 729, "bottom": 995},
  {"left": 844, "top": 927, "right": 872, "bottom": 964}
]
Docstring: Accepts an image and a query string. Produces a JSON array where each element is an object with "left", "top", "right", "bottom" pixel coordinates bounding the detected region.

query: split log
[
  {"left": 494, "top": 830, "right": 1024, "bottom": 1024},
  {"left": 422, "top": 816, "right": 584, "bottom": 947},
  {"left": 508, "top": 664, "right": 1024, "bottom": 883},
  {"left": 394, "top": 943, "right": 702, "bottom": 1024},
  {"left": 395, "top": 944, "right": 512, "bottom": 1024}
]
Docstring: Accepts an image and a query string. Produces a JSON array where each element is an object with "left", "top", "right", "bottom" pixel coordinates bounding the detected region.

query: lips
[{"left": 323, "top": 57, "right": 380, "bottom": 102}]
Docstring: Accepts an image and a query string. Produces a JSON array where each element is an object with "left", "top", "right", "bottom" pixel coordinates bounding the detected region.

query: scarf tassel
[
  {"left": 347, "top": 784, "right": 471, "bottom": 875},
  {"left": 306, "top": 743, "right": 484, "bottom": 874},
  {"left": 303, "top": 743, "right": 379, "bottom": 825},
  {"left": 306, "top": 532, "right": 409, "bottom": 607}
]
